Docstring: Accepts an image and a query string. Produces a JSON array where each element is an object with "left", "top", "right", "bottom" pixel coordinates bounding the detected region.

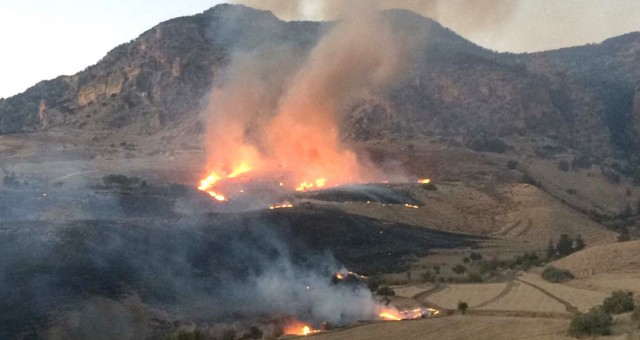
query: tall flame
[
  {"left": 198, "top": 162, "right": 254, "bottom": 201},
  {"left": 197, "top": 3, "right": 412, "bottom": 201}
]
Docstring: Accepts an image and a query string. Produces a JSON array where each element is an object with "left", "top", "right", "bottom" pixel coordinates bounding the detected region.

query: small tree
[
  {"left": 457, "top": 301, "right": 469, "bottom": 315},
  {"left": 573, "top": 234, "right": 585, "bottom": 252},
  {"left": 367, "top": 275, "right": 382, "bottom": 293},
  {"left": 618, "top": 227, "right": 631, "bottom": 242},
  {"left": 469, "top": 252, "right": 483, "bottom": 261},
  {"left": 556, "top": 234, "right": 574, "bottom": 257},
  {"left": 569, "top": 308, "right": 612, "bottom": 337},
  {"left": 452, "top": 264, "right": 467, "bottom": 275},
  {"left": 601, "top": 291, "right": 634, "bottom": 315},
  {"left": 541, "top": 266, "right": 574, "bottom": 283},
  {"left": 546, "top": 239, "right": 557, "bottom": 260},
  {"left": 377, "top": 285, "right": 395, "bottom": 304}
]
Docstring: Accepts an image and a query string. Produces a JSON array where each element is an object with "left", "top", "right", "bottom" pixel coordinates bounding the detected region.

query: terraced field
[{"left": 310, "top": 316, "right": 572, "bottom": 340}]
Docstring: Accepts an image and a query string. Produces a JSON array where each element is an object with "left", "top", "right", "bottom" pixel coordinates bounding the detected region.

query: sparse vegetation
[
  {"left": 541, "top": 266, "right": 574, "bottom": 283},
  {"left": 558, "top": 160, "right": 570, "bottom": 172},
  {"left": 602, "top": 168, "right": 622, "bottom": 184},
  {"left": 1, "top": 169, "right": 20, "bottom": 188},
  {"left": 466, "top": 135, "right": 508, "bottom": 154},
  {"left": 101, "top": 174, "right": 149, "bottom": 191}
]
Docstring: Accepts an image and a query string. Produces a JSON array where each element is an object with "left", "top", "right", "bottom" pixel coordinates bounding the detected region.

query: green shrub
[
  {"left": 376, "top": 285, "right": 395, "bottom": 298},
  {"left": 469, "top": 252, "right": 483, "bottom": 261},
  {"left": 457, "top": 301, "right": 468, "bottom": 315},
  {"left": 541, "top": 266, "right": 574, "bottom": 283},
  {"left": 452, "top": 264, "right": 467, "bottom": 275},
  {"left": 601, "top": 291, "right": 634, "bottom": 315},
  {"left": 569, "top": 308, "right": 612, "bottom": 337}
]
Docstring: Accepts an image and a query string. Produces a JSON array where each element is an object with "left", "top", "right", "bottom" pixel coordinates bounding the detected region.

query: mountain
[{"left": 1, "top": 4, "right": 639, "bottom": 161}]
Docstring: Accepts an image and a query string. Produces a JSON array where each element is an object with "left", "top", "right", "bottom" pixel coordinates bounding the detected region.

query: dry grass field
[
  {"left": 518, "top": 273, "right": 608, "bottom": 312},
  {"left": 474, "top": 280, "right": 567, "bottom": 313},
  {"left": 568, "top": 273, "right": 640, "bottom": 295},
  {"left": 391, "top": 284, "right": 433, "bottom": 299},
  {"left": 425, "top": 283, "right": 509, "bottom": 309},
  {"left": 309, "top": 316, "right": 572, "bottom": 340},
  {"left": 340, "top": 182, "right": 616, "bottom": 247}
]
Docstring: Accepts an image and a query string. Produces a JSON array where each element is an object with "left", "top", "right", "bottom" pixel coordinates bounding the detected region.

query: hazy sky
[{"left": 1, "top": 0, "right": 639, "bottom": 99}]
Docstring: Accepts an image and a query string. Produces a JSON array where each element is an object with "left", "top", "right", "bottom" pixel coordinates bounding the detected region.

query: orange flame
[
  {"left": 198, "top": 162, "right": 254, "bottom": 201},
  {"left": 283, "top": 320, "right": 317, "bottom": 336},
  {"left": 269, "top": 202, "right": 294, "bottom": 210},
  {"left": 296, "top": 178, "right": 327, "bottom": 192},
  {"left": 379, "top": 309, "right": 403, "bottom": 321},
  {"left": 378, "top": 307, "right": 439, "bottom": 321},
  {"left": 418, "top": 178, "right": 431, "bottom": 184}
]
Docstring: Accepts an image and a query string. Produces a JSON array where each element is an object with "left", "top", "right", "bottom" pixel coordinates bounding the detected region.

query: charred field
[{"left": 0, "top": 181, "right": 481, "bottom": 338}]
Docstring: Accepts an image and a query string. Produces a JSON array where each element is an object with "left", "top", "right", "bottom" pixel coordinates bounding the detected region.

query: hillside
[
  {"left": 0, "top": 4, "right": 639, "bottom": 163},
  {"left": 553, "top": 239, "right": 640, "bottom": 276}
]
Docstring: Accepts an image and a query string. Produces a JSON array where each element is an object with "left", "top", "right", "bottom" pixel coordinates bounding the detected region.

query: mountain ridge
[{"left": 1, "top": 4, "right": 639, "bottom": 162}]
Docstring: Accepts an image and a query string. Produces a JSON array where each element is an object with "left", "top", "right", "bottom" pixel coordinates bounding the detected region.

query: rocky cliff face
[{"left": 1, "top": 4, "right": 639, "bottom": 160}]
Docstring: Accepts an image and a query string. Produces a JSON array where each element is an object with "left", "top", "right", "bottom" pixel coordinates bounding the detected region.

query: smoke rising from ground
[{"left": 0, "top": 204, "right": 384, "bottom": 338}]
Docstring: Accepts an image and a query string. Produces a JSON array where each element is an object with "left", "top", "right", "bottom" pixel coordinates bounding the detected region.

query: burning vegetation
[{"left": 197, "top": 0, "right": 423, "bottom": 203}]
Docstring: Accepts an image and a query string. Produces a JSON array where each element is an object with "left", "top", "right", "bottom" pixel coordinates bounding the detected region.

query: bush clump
[
  {"left": 569, "top": 308, "right": 612, "bottom": 337},
  {"left": 541, "top": 266, "right": 574, "bottom": 283},
  {"left": 601, "top": 290, "right": 635, "bottom": 315}
]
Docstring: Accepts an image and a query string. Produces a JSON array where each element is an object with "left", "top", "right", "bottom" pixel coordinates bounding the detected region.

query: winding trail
[
  {"left": 412, "top": 285, "right": 447, "bottom": 309},
  {"left": 516, "top": 278, "right": 579, "bottom": 314},
  {"left": 472, "top": 280, "right": 515, "bottom": 309}
]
